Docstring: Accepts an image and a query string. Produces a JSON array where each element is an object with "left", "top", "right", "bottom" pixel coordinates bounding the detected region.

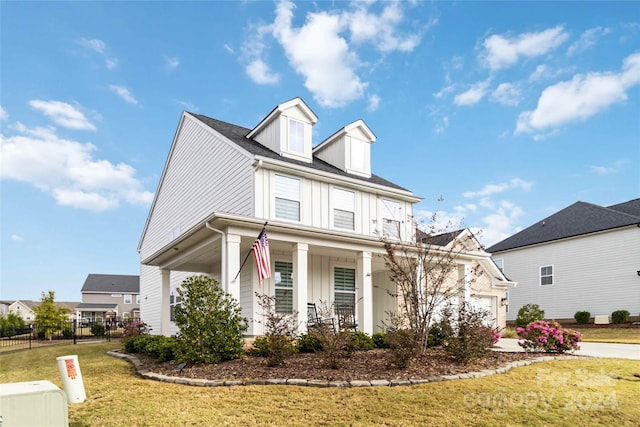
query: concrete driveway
[{"left": 494, "top": 338, "right": 640, "bottom": 360}]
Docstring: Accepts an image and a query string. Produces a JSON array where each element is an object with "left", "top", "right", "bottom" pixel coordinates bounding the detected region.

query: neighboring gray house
[
  {"left": 138, "top": 98, "right": 515, "bottom": 336},
  {"left": 487, "top": 198, "right": 640, "bottom": 322},
  {"left": 77, "top": 274, "right": 140, "bottom": 321}
]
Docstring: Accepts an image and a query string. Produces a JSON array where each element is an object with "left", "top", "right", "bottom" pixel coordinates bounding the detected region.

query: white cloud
[
  {"left": 463, "top": 178, "right": 533, "bottom": 198},
  {"left": 433, "top": 84, "right": 455, "bottom": 99},
  {"left": 481, "top": 26, "right": 569, "bottom": 71},
  {"left": 29, "top": 100, "right": 96, "bottom": 130},
  {"left": 109, "top": 85, "right": 139, "bottom": 104},
  {"left": 346, "top": 1, "right": 422, "bottom": 52},
  {"left": 271, "top": 0, "right": 366, "bottom": 107},
  {"left": 165, "top": 56, "right": 180, "bottom": 70},
  {"left": 245, "top": 59, "right": 280, "bottom": 84},
  {"left": 435, "top": 116, "right": 449, "bottom": 134},
  {"left": 567, "top": 26, "right": 611, "bottom": 56},
  {"left": 478, "top": 200, "right": 524, "bottom": 247},
  {"left": 10, "top": 234, "right": 23, "bottom": 242},
  {"left": 224, "top": 44, "right": 235, "bottom": 54},
  {"left": 0, "top": 106, "right": 8, "bottom": 121},
  {"left": 454, "top": 80, "right": 490, "bottom": 106},
  {"left": 588, "top": 159, "right": 628, "bottom": 175},
  {"left": 516, "top": 52, "right": 640, "bottom": 134},
  {"left": 491, "top": 82, "right": 522, "bottom": 106},
  {"left": 79, "top": 37, "right": 106, "bottom": 54},
  {"left": 105, "top": 58, "right": 118, "bottom": 69},
  {"left": 242, "top": 0, "right": 422, "bottom": 108},
  {"left": 0, "top": 124, "right": 154, "bottom": 212},
  {"left": 367, "top": 94, "right": 380, "bottom": 111},
  {"left": 175, "top": 100, "right": 198, "bottom": 112}
]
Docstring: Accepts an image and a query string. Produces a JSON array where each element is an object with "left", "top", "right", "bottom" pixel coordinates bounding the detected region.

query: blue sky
[{"left": 1, "top": 1, "right": 639, "bottom": 302}]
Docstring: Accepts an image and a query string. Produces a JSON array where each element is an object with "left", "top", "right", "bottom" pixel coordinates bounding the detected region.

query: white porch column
[
  {"left": 226, "top": 233, "right": 241, "bottom": 304},
  {"left": 293, "top": 242, "right": 308, "bottom": 332},
  {"left": 356, "top": 251, "right": 373, "bottom": 335},
  {"left": 160, "top": 269, "right": 171, "bottom": 336},
  {"left": 459, "top": 263, "right": 472, "bottom": 302}
]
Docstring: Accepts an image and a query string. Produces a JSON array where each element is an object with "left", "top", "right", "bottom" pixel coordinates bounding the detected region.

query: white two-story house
[{"left": 138, "top": 98, "right": 514, "bottom": 336}]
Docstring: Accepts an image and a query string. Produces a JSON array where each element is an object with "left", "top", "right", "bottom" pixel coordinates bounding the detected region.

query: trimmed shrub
[
  {"left": 516, "top": 304, "right": 545, "bottom": 328},
  {"left": 427, "top": 323, "right": 447, "bottom": 347},
  {"left": 350, "top": 331, "right": 374, "bottom": 351},
  {"left": 143, "top": 336, "right": 177, "bottom": 362},
  {"left": 372, "top": 332, "right": 388, "bottom": 349},
  {"left": 574, "top": 311, "right": 591, "bottom": 325},
  {"left": 385, "top": 328, "right": 417, "bottom": 369},
  {"left": 173, "top": 275, "right": 248, "bottom": 364},
  {"left": 440, "top": 302, "right": 497, "bottom": 363},
  {"left": 611, "top": 310, "right": 630, "bottom": 324},
  {"left": 90, "top": 322, "right": 106, "bottom": 337},
  {"left": 62, "top": 327, "right": 74, "bottom": 339},
  {"left": 297, "top": 333, "right": 323, "bottom": 353},
  {"left": 517, "top": 320, "right": 582, "bottom": 353},
  {"left": 253, "top": 293, "right": 299, "bottom": 367}
]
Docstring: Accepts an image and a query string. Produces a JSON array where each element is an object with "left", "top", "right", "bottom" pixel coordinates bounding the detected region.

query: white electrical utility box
[{"left": 0, "top": 380, "right": 69, "bottom": 427}]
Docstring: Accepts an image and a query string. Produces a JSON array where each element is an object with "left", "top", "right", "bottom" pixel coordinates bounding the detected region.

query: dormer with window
[
  {"left": 246, "top": 97, "right": 318, "bottom": 163},
  {"left": 313, "top": 120, "right": 375, "bottom": 178}
]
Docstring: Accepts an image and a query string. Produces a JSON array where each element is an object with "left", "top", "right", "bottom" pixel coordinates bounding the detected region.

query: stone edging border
[{"left": 107, "top": 351, "right": 579, "bottom": 388}]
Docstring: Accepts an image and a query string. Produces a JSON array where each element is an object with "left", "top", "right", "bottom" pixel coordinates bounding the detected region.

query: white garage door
[{"left": 472, "top": 296, "right": 496, "bottom": 326}]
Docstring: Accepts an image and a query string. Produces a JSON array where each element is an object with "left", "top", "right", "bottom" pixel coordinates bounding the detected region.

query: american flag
[{"left": 252, "top": 227, "right": 271, "bottom": 285}]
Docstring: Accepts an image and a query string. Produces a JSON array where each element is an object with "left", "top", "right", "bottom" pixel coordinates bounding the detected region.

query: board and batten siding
[
  {"left": 254, "top": 168, "right": 412, "bottom": 239},
  {"left": 500, "top": 227, "right": 640, "bottom": 320},
  {"left": 140, "top": 114, "right": 254, "bottom": 260}
]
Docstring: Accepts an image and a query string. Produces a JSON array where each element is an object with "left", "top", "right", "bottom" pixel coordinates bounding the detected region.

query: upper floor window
[
  {"left": 540, "top": 265, "right": 553, "bottom": 286},
  {"left": 124, "top": 294, "right": 132, "bottom": 304},
  {"left": 136, "top": 295, "right": 140, "bottom": 304},
  {"left": 333, "top": 188, "right": 355, "bottom": 230},
  {"left": 382, "top": 199, "right": 401, "bottom": 239},
  {"left": 274, "top": 261, "right": 293, "bottom": 314},
  {"left": 494, "top": 258, "right": 504, "bottom": 272},
  {"left": 275, "top": 174, "right": 300, "bottom": 221},
  {"left": 288, "top": 119, "right": 305, "bottom": 153}
]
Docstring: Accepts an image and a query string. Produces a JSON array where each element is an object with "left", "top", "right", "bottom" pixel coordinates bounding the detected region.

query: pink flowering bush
[
  {"left": 517, "top": 320, "right": 582, "bottom": 353},
  {"left": 479, "top": 326, "right": 501, "bottom": 345}
]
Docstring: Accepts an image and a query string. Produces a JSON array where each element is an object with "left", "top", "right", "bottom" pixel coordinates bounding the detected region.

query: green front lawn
[{"left": 1, "top": 343, "right": 639, "bottom": 426}]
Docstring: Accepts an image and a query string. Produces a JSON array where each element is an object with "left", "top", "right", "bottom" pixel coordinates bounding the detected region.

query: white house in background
[
  {"left": 487, "top": 198, "right": 640, "bottom": 322},
  {"left": 138, "top": 98, "right": 515, "bottom": 336},
  {"left": 8, "top": 300, "right": 80, "bottom": 322}
]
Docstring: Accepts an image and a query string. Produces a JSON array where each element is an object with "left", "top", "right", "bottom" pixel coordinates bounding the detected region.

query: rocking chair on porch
[
  {"left": 336, "top": 304, "right": 358, "bottom": 331},
  {"left": 307, "top": 303, "right": 335, "bottom": 332}
]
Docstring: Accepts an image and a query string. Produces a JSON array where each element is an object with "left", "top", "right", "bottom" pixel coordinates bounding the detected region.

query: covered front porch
[{"left": 142, "top": 214, "right": 397, "bottom": 336}]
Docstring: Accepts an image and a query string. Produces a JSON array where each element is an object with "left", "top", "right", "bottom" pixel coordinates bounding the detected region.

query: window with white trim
[
  {"left": 334, "top": 267, "right": 356, "bottom": 310},
  {"left": 494, "top": 258, "right": 504, "bottom": 272},
  {"left": 540, "top": 265, "right": 553, "bottom": 286},
  {"left": 170, "top": 293, "right": 182, "bottom": 322},
  {"left": 136, "top": 295, "right": 140, "bottom": 304},
  {"left": 288, "top": 119, "right": 305, "bottom": 153},
  {"left": 274, "top": 261, "right": 293, "bottom": 314},
  {"left": 274, "top": 174, "right": 301, "bottom": 221},
  {"left": 333, "top": 188, "right": 355, "bottom": 230},
  {"left": 382, "top": 199, "right": 401, "bottom": 239},
  {"left": 123, "top": 312, "right": 130, "bottom": 320},
  {"left": 124, "top": 294, "right": 132, "bottom": 304}
]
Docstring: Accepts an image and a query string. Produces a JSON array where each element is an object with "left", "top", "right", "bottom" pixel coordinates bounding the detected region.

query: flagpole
[{"left": 233, "top": 222, "right": 268, "bottom": 281}]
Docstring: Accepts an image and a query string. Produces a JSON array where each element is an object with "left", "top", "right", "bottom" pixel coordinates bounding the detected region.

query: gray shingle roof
[
  {"left": 191, "top": 114, "right": 409, "bottom": 192},
  {"left": 81, "top": 274, "right": 139, "bottom": 293},
  {"left": 487, "top": 198, "right": 640, "bottom": 253}
]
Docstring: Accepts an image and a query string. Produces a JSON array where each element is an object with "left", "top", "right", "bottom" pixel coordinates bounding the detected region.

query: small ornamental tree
[
  {"left": 382, "top": 211, "right": 484, "bottom": 354},
  {"left": 34, "top": 291, "right": 67, "bottom": 340},
  {"left": 253, "top": 293, "right": 299, "bottom": 366},
  {"left": 173, "top": 275, "right": 248, "bottom": 364}
]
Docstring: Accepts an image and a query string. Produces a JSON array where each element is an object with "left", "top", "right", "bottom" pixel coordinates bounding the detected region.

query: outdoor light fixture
[{"left": 500, "top": 297, "right": 508, "bottom": 306}]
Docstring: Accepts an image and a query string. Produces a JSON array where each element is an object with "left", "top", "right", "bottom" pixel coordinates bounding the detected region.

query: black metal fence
[{"left": 0, "top": 319, "right": 129, "bottom": 352}]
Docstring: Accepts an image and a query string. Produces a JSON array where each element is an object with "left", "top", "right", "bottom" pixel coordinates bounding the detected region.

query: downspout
[{"left": 205, "top": 222, "right": 227, "bottom": 293}]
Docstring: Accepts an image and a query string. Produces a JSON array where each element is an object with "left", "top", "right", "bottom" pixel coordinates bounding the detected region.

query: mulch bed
[{"left": 126, "top": 347, "right": 560, "bottom": 382}]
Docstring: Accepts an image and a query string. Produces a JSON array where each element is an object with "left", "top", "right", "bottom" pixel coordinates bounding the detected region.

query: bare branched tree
[{"left": 382, "top": 212, "right": 484, "bottom": 354}]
